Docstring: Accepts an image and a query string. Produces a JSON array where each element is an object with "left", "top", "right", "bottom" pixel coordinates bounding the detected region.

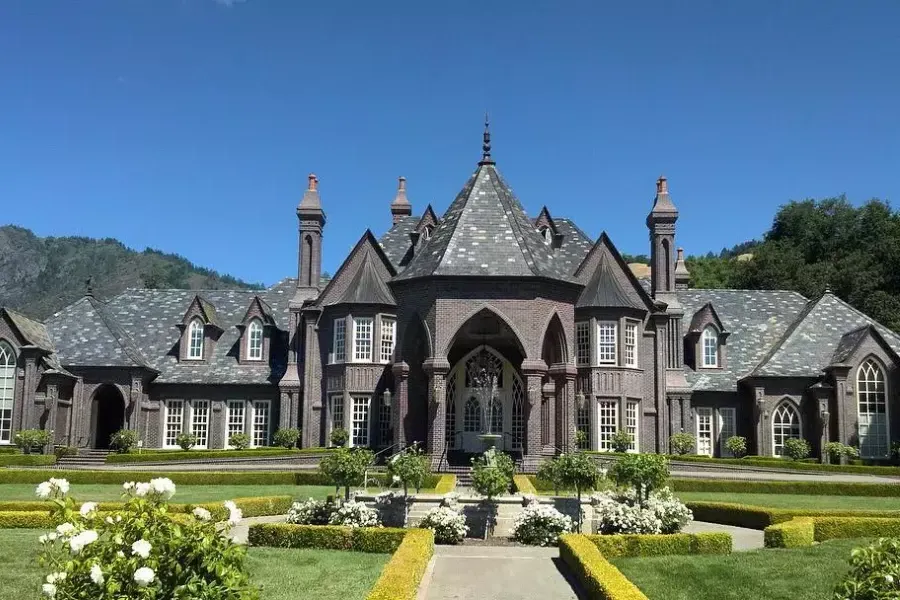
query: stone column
[
  {"left": 21, "top": 355, "right": 37, "bottom": 430},
  {"left": 392, "top": 361, "right": 410, "bottom": 449},
  {"left": 754, "top": 386, "right": 767, "bottom": 456},
  {"left": 521, "top": 359, "right": 548, "bottom": 458},
  {"left": 541, "top": 381, "right": 555, "bottom": 448},
  {"left": 46, "top": 382, "right": 58, "bottom": 448},
  {"left": 129, "top": 374, "right": 143, "bottom": 430},
  {"left": 549, "top": 363, "right": 577, "bottom": 452},
  {"left": 423, "top": 357, "right": 450, "bottom": 469}
]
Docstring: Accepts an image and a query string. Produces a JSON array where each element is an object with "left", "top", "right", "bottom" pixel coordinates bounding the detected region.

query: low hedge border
[
  {"left": 586, "top": 532, "right": 731, "bottom": 557},
  {"left": 764, "top": 516, "right": 900, "bottom": 548},
  {"left": 0, "top": 495, "right": 293, "bottom": 520},
  {"left": 366, "top": 529, "right": 434, "bottom": 600},
  {"left": 686, "top": 501, "right": 900, "bottom": 530},
  {"left": 667, "top": 454, "right": 900, "bottom": 477},
  {"left": 513, "top": 474, "right": 537, "bottom": 495},
  {"left": 672, "top": 477, "right": 900, "bottom": 497},
  {"left": 0, "top": 510, "right": 52, "bottom": 528},
  {"left": 106, "top": 448, "right": 313, "bottom": 464},
  {"left": 0, "top": 454, "right": 56, "bottom": 467},
  {"left": 247, "top": 523, "right": 408, "bottom": 553},
  {"left": 434, "top": 474, "right": 456, "bottom": 495},
  {"left": 762, "top": 518, "right": 814, "bottom": 548},
  {"left": 559, "top": 534, "right": 648, "bottom": 600}
]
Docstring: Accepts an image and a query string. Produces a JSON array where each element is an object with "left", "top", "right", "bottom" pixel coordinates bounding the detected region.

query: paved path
[
  {"left": 684, "top": 521, "right": 764, "bottom": 551},
  {"left": 229, "top": 514, "right": 286, "bottom": 544},
  {"left": 419, "top": 544, "right": 583, "bottom": 600}
]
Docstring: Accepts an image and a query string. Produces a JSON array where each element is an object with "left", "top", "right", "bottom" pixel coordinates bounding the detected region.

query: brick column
[
  {"left": 424, "top": 357, "right": 451, "bottom": 469},
  {"left": 392, "top": 361, "right": 410, "bottom": 448},
  {"left": 549, "top": 362, "right": 577, "bottom": 453},
  {"left": 45, "top": 382, "right": 58, "bottom": 448},
  {"left": 129, "top": 374, "right": 143, "bottom": 430},
  {"left": 521, "top": 359, "right": 548, "bottom": 458}
]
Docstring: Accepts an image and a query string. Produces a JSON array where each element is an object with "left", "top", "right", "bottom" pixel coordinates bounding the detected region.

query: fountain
[{"left": 468, "top": 348, "right": 503, "bottom": 451}]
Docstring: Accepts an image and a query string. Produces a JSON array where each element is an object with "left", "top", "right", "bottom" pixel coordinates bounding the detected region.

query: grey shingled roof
[
  {"left": 751, "top": 293, "right": 900, "bottom": 377},
  {"left": 577, "top": 247, "right": 646, "bottom": 310},
  {"left": 553, "top": 218, "right": 594, "bottom": 275},
  {"left": 678, "top": 289, "right": 809, "bottom": 391},
  {"left": 831, "top": 325, "right": 872, "bottom": 364},
  {"left": 393, "top": 164, "right": 574, "bottom": 281},
  {"left": 334, "top": 254, "right": 396, "bottom": 306},
  {"left": 378, "top": 215, "right": 418, "bottom": 269},
  {"left": 3, "top": 308, "right": 54, "bottom": 351}
]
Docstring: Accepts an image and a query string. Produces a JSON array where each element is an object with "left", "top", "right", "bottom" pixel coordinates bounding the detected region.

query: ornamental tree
[
  {"left": 608, "top": 453, "right": 669, "bottom": 506},
  {"left": 555, "top": 452, "right": 601, "bottom": 532},
  {"left": 319, "top": 447, "right": 374, "bottom": 500},
  {"left": 387, "top": 445, "right": 431, "bottom": 496},
  {"left": 471, "top": 449, "right": 515, "bottom": 538}
]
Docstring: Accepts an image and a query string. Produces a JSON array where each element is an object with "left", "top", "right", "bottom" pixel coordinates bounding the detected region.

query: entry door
[
  {"left": 696, "top": 407, "right": 714, "bottom": 457},
  {"left": 718, "top": 408, "right": 736, "bottom": 457}
]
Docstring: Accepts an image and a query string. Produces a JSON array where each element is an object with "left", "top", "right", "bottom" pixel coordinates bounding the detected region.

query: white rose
[
  {"left": 131, "top": 539, "right": 152, "bottom": 559},
  {"left": 35, "top": 482, "right": 53, "bottom": 500},
  {"left": 41, "top": 583, "right": 56, "bottom": 598},
  {"left": 192, "top": 507, "right": 212, "bottom": 521},
  {"left": 148, "top": 478, "right": 176, "bottom": 500},
  {"left": 55, "top": 523, "right": 75, "bottom": 538},
  {"left": 69, "top": 530, "right": 98, "bottom": 555},
  {"left": 133, "top": 567, "right": 155, "bottom": 587},
  {"left": 223, "top": 501, "right": 242, "bottom": 526},
  {"left": 50, "top": 478, "right": 70, "bottom": 496},
  {"left": 46, "top": 572, "right": 66, "bottom": 584},
  {"left": 79, "top": 502, "right": 98, "bottom": 517},
  {"left": 134, "top": 483, "right": 151, "bottom": 497},
  {"left": 90, "top": 564, "right": 104, "bottom": 586}
]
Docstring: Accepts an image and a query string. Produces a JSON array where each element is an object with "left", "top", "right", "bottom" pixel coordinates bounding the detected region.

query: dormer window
[
  {"left": 540, "top": 226, "right": 552, "bottom": 245},
  {"left": 187, "top": 318, "right": 205, "bottom": 360},
  {"left": 422, "top": 225, "right": 434, "bottom": 240},
  {"left": 247, "top": 319, "right": 263, "bottom": 361},
  {"left": 701, "top": 326, "right": 718, "bottom": 368}
]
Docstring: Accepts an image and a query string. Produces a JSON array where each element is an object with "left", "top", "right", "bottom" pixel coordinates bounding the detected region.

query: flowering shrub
[
  {"left": 646, "top": 487, "right": 694, "bottom": 534},
  {"left": 109, "top": 430, "right": 139, "bottom": 454},
  {"left": 35, "top": 476, "right": 257, "bottom": 599},
  {"left": 591, "top": 487, "right": 692, "bottom": 535},
  {"left": 328, "top": 500, "right": 381, "bottom": 528},
  {"left": 286, "top": 498, "right": 334, "bottom": 525},
  {"left": 418, "top": 506, "right": 468, "bottom": 544},
  {"left": 511, "top": 503, "right": 574, "bottom": 546},
  {"left": 833, "top": 537, "right": 900, "bottom": 599}
]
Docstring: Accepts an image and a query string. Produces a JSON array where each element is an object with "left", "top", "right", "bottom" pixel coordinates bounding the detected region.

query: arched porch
[{"left": 90, "top": 384, "right": 126, "bottom": 450}]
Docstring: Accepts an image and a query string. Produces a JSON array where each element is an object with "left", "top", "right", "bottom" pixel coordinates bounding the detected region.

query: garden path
[
  {"left": 684, "top": 521, "right": 764, "bottom": 551},
  {"left": 418, "top": 544, "right": 585, "bottom": 600},
  {"left": 229, "top": 514, "right": 286, "bottom": 545}
]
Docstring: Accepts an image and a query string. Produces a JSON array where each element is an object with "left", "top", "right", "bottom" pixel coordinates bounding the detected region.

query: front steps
[{"left": 56, "top": 449, "right": 110, "bottom": 469}]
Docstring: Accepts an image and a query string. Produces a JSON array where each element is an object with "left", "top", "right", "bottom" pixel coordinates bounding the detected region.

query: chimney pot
[{"left": 308, "top": 173, "right": 318, "bottom": 191}]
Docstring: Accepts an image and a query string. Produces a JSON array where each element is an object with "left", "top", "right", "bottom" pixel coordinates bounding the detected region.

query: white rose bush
[
  {"left": 510, "top": 503, "right": 574, "bottom": 546},
  {"left": 418, "top": 505, "right": 469, "bottom": 544},
  {"left": 35, "top": 477, "right": 259, "bottom": 600},
  {"left": 591, "top": 486, "right": 693, "bottom": 535}
]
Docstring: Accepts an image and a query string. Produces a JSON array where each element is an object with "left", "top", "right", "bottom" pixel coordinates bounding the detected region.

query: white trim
[
  {"left": 380, "top": 317, "right": 396, "bottom": 363},
  {"left": 352, "top": 317, "right": 373, "bottom": 362},
  {"left": 598, "top": 400, "right": 618, "bottom": 451},
  {"left": 771, "top": 401, "right": 802, "bottom": 457},
  {"left": 625, "top": 400, "right": 639, "bottom": 453},
  {"left": 328, "top": 394, "right": 344, "bottom": 437},
  {"left": 247, "top": 319, "right": 263, "bottom": 361},
  {"left": 250, "top": 400, "right": 271, "bottom": 448},
  {"left": 623, "top": 321, "right": 639, "bottom": 368},
  {"left": 163, "top": 400, "right": 184, "bottom": 449},
  {"left": 332, "top": 318, "right": 346, "bottom": 363},
  {"left": 351, "top": 395, "right": 371, "bottom": 447},
  {"left": 695, "top": 407, "right": 713, "bottom": 456},
  {"left": 718, "top": 407, "right": 736, "bottom": 457},
  {"left": 225, "top": 400, "right": 247, "bottom": 449},
  {"left": 187, "top": 318, "right": 205, "bottom": 360},
  {"left": 0, "top": 341, "right": 15, "bottom": 445},
  {"left": 701, "top": 326, "right": 718, "bottom": 368},
  {"left": 857, "top": 358, "right": 890, "bottom": 458},
  {"left": 188, "top": 400, "right": 210, "bottom": 449},
  {"left": 575, "top": 321, "right": 591, "bottom": 366},
  {"left": 597, "top": 321, "right": 618, "bottom": 365}
]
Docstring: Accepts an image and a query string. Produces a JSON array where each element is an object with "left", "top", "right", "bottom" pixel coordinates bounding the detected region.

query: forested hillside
[{"left": 0, "top": 225, "right": 262, "bottom": 319}]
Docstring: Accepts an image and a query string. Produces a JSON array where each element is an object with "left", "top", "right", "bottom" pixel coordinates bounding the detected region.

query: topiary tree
[
  {"left": 536, "top": 458, "right": 563, "bottom": 496},
  {"left": 608, "top": 453, "right": 669, "bottom": 506},
  {"left": 471, "top": 448, "right": 515, "bottom": 538},
  {"left": 669, "top": 432, "right": 695, "bottom": 455},
  {"left": 833, "top": 537, "right": 900, "bottom": 599},
  {"left": 272, "top": 428, "right": 300, "bottom": 449},
  {"left": 109, "top": 429, "right": 139, "bottom": 454},
  {"left": 556, "top": 452, "right": 601, "bottom": 532},
  {"left": 725, "top": 436, "right": 747, "bottom": 459},
  {"left": 387, "top": 445, "right": 431, "bottom": 496},
  {"left": 330, "top": 427, "right": 349, "bottom": 448},
  {"left": 175, "top": 433, "right": 197, "bottom": 451},
  {"left": 782, "top": 437, "right": 811, "bottom": 461},
  {"left": 228, "top": 433, "right": 251, "bottom": 450},
  {"left": 319, "top": 446, "right": 374, "bottom": 501},
  {"left": 610, "top": 430, "right": 633, "bottom": 453},
  {"left": 14, "top": 429, "right": 52, "bottom": 454}
]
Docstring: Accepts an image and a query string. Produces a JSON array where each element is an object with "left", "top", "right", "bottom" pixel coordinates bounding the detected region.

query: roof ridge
[
  {"left": 825, "top": 292, "right": 900, "bottom": 341},
  {"left": 86, "top": 296, "right": 153, "bottom": 369},
  {"left": 747, "top": 294, "right": 822, "bottom": 377}
]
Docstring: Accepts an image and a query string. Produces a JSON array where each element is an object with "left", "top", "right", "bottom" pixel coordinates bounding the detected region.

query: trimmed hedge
[
  {"left": 687, "top": 501, "right": 900, "bottom": 530},
  {"left": 0, "top": 454, "right": 56, "bottom": 467},
  {"left": 586, "top": 532, "right": 731, "bottom": 557},
  {"left": 559, "top": 534, "right": 648, "bottom": 600},
  {"left": 0, "top": 510, "right": 52, "bottom": 528},
  {"left": 513, "top": 474, "right": 538, "bottom": 495},
  {"left": 763, "top": 518, "right": 814, "bottom": 548},
  {"left": 248, "top": 523, "right": 407, "bottom": 553},
  {"left": 526, "top": 474, "right": 607, "bottom": 493},
  {"left": 667, "top": 454, "right": 900, "bottom": 476},
  {"left": 434, "top": 474, "right": 456, "bottom": 495},
  {"left": 672, "top": 477, "right": 900, "bottom": 497},
  {"left": 366, "top": 529, "right": 434, "bottom": 600},
  {"left": 0, "top": 495, "right": 292, "bottom": 520},
  {"left": 106, "top": 448, "right": 310, "bottom": 464}
]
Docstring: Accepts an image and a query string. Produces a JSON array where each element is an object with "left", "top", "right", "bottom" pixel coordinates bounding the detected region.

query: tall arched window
[
  {"left": 463, "top": 397, "right": 481, "bottom": 432},
  {"left": 489, "top": 395, "right": 503, "bottom": 434},
  {"left": 247, "top": 319, "right": 263, "bottom": 360},
  {"left": 187, "top": 319, "right": 205, "bottom": 360},
  {"left": 445, "top": 375, "right": 457, "bottom": 448},
  {"left": 858, "top": 358, "right": 889, "bottom": 458},
  {"left": 772, "top": 402, "right": 801, "bottom": 456},
  {"left": 0, "top": 342, "right": 15, "bottom": 444},
  {"left": 701, "top": 327, "right": 718, "bottom": 367},
  {"left": 511, "top": 377, "right": 524, "bottom": 450},
  {"left": 422, "top": 225, "right": 434, "bottom": 241},
  {"left": 539, "top": 226, "right": 552, "bottom": 245}
]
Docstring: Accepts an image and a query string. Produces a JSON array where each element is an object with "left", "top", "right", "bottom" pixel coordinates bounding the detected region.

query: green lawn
[
  {"left": 0, "top": 484, "right": 334, "bottom": 503},
  {"left": 613, "top": 538, "right": 862, "bottom": 600},
  {"left": 0, "top": 529, "right": 388, "bottom": 600},
  {"left": 678, "top": 491, "right": 900, "bottom": 510}
]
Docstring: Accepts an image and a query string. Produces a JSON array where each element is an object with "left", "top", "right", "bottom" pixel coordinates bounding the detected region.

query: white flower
[
  {"left": 192, "top": 507, "right": 212, "bottom": 521},
  {"left": 886, "top": 574, "right": 895, "bottom": 584},
  {"left": 123, "top": 481, "right": 136, "bottom": 492},
  {"left": 148, "top": 477, "right": 176, "bottom": 500},
  {"left": 55, "top": 523, "right": 76, "bottom": 538},
  {"left": 38, "top": 534, "right": 49, "bottom": 544},
  {"left": 69, "top": 530, "right": 98, "bottom": 555},
  {"left": 105, "top": 516, "right": 114, "bottom": 524},
  {"left": 35, "top": 482, "right": 52, "bottom": 500},
  {"left": 392, "top": 475, "right": 401, "bottom": 484},
  {"left": 133, "top": 567, "right": 155, "bottom": 587},
  {"left": 79, "top": 502, "right": 98, "bottom": 517},
  {"left": 134, "top": 482, "right": 151, "bottom": 497},
  {"left": 90, "top": 564, "right": 104, "bottom": 586},
  {"left": 116, "top": 551, "right": 125, "bottom": 558},
  {"left": 131, "top": 539, "right": 151, "bottom": 559},
  {"left": 223, "top": 500, "right": 242, "bottom": 526},
  {"left": 36, "top": 478, "right": 70, "bottom": 500},
  {"left": 41, "top": 583, "right": 56, "bottom": 598},
  {"left": 46, "top": 572, "right": 66, "bottom": 584}
]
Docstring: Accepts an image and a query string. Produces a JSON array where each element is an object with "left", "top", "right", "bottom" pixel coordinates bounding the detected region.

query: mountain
[{"left": 0, "top": 225, "right": 263, "bottom": 320}]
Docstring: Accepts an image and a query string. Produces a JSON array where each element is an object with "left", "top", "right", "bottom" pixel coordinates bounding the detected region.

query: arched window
[
  {"left": 247, "top": 319, "right": 263, "bottom": 360},
  {"left": 488, "top": 395, "right": 503, "bottom": 434},
  {"left": 511, "top": 377, "right": 525, "bottom": 450},
  {"left": 701, "top": 327, "right": 718, "bottom": 367},
  {"left": 187, "top": 319, "right": 205, "bottom": 360},
  {"left": 540, "top": 226, "right": 552, "bottom": 245},
  {"left": 858, "top": 359, "right": 889, "bottom": 458},
  {"left": 772, "top": 402, "right": 801, "bottom": 456},
  {"left": 463, "top": 397, "right": 481, "bottom": 432},
  {"left": 0, "top": 342, "right": 15, "bottom": 444},
  {"left": 422, "top": 225, "right": 433, "bottom": 241},
  {"left": 445, "top": 375, "right": 457, "bottom": 448}
]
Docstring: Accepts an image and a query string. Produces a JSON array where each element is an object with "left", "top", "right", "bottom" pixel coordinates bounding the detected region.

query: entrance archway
[{"left": 91, "top": 385, "right": 126, "bottom": 450}]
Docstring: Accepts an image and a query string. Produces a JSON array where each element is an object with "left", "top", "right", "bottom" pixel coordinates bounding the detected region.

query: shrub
[
  {"left": 670, "top": 433, "right": 695, "bottom": 455},
  {"left": 418, "top": 505, "right": 468, "bottom": 544},
  {"left": 783, "top": 437, "right": 811, "bottom": 460},
  {"left": 109, "top": 429, "right": 139, "bottom": 454},
  {"left": 272, "top": 428, "right": 300, "bottom": 449},
  {"left": 366, "top": 529, "right": 435, "bottom": 600},
  {"left": 647, "top": 487, "right": 694, "bottom": 534},
  {"left": 511, "top": 503, "right": 574, "bottom": 546},
  {"left": 0, "top": 510, "right": 53, "bottom": 528},
  {"left": 388, "top": 446, "right": 432, "bottom": 495},
  {"left": 824, "top": 442, "right": 860, "bottom": 464},
  {"left": 34, "top": 477, "right": 258, "bottom": 599},
  {"left": 834, "top": 537, "right": 900, "bottom": 599},
  {"left": 672, "top": 477, "right": 900, "bottom": 498},
  {"left": 575, "top": 429, "right": 588, "bottom": 450},
  {"left": 175, "top": 432, "right": 197, "bottom": 451},
  {"left": 54, "top": 446, "right": 78, "bottom": 459},
  {"left": 559, "top": 534, "right": 649, "bottom": 600},
  {"left": 763, "top": 518, "right": 814, "bottom": 548},
  {"left": 14, "top": 429, "right": 52, "bottom": 454},
  {"left": 319, "top": 447, "right": 374, "bottom": 500},
  {"left": 328, "top": 500, "right": 381, "bottom": 528},
  {"left": 725, "top": 436, "right": 747, "bottom": 458},
  {"left": 608, "top": 453, "right": 669, "bottom": 505},
  {"left": 592, "top": 488, "right": 692, "bottom": 535},
  {"left": 471, "top": 448, "right": 514, "bottom": 500},
  {"left": 229, "top": 433, "right": 251, "bottom": 450},
  {"left": 286, "top": 498, "right": 335, "bottom": 525},
  {"left": 587, "top": 532, "right": 731, "bottom": 557},
  {"left": 330, "top": 427, "right": 349, "bottom": 447},
  {"left": 610, "top": 430, "right": 633, "bottom": 454},
  {"left": 0, "top": 454, "right": 56, "bottom": 466},
  {"left": 536, "top": 458, "right": 563, "bottom": 495},
  {"left": 248, "top": 523, "right": 406, "bottom": 553}
]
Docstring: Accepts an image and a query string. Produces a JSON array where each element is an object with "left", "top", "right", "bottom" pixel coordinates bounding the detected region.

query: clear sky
[{"left": 1, "top": 1, "right": 898, "bottom": 286}]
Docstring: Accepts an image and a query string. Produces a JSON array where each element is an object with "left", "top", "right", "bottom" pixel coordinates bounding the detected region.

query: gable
[
  {"left": 688, "top": 302, "right": 727, "bottom": 335},
  {"left": 0, "top": 309, "right": 29, "bottom": 348},
  {"left": 315, "top": 230, "right": 397, "bottom": 307},
  {"left": 831, "top": 325, "right": 900, "bottom": 368},
  {"left": 574, "top": 232, "right": 657, "bottom": 312}
]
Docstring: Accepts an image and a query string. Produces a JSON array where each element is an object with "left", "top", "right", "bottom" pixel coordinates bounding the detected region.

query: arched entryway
[{"left": 91, "top": 385, "right": 126, "bottom": 449}]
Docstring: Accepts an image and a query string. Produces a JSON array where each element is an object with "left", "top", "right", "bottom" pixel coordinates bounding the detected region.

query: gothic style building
[{"left": 2, "top": 131, "right": 898, "bottom": 465}]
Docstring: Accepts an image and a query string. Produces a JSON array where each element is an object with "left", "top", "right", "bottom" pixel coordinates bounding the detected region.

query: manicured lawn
[
  {"left": 613, "top": 538, "right": 862, "bottom": 600},
  {"left": 678, "top": 491, "right": 900, "bottom": 510},
  {"left": 0, "top": 529, "right": 388, "bottom": 600},
  {"left": 0, "top": 484, "right": 334, "bottom": 503}
]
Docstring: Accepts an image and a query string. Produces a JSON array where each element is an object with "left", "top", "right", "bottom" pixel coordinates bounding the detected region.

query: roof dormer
[
  {"left": 534, "top": 206, "right": 563, "bottom": 248},
  {"left": 176, "top": 295, "right": 223, "bottom": 362},
  {"left": 685, "top": 302, "right": 730, "bottom": 370},
  {"left": 236, "top": 296, "right": 277, "bottom": 364}
]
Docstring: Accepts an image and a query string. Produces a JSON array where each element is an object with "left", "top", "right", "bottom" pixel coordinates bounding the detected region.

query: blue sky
[{"left": 1, "top": 1, "right": 898, "bottom": 286}]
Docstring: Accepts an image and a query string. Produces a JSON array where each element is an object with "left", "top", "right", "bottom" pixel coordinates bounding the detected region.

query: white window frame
[
  {"left": 597, "top": 321, "right": 618, "bottom": 365},
  {"left": 163, "top": 400, "right": 184, "bottom": 449},
  {"left": 598, "top": 400, "right": 618, "bottom": 451},
  {"left": 701, "top": 327, "right": 718, "bottom": 368},
  {"left": 351, "top": 395, "right": 371, "bottom": 447},
  {"left": 226, "top": 400, "right": 247, "bottom": 448},
  {"left": 187, "top": 318, "right": 205, "bottom": 360},
  {"left": 576, "top": 404, "right": 590, "bottom": 450},
  {"left": 625, "top": 400, "right": 639, "bottom": 452},
  {"left": 0, "top": 342, "right": 15, "bottom": 444},
  {"left": 772, "top": 402, "right": 801, "bottom": 457},
  {"left": 333, "top": 318, "right": 346, "bottom": 363},
  {"left": 540, "top": 226, "right": 552, "bottom": 245},
  {"left": 575, "top": 322, "right": 591, "bottom": 366},
  {"left": 329, "top": 394, "right": 344, "bottom": 435},
  {"left": 858, "top": 358, "right": 890, "bottom": 458},
  {"left": 353, "top": 317, "right": 373, "bottom": 362},
  {"left": 247, "top": 319, "right": 263, "bottom": 361},
  {"left": 189, "top": 400, "right": 210, "bottom": 449},
  {"left": 380, "top": 317, "right": 396, "bottom": 363},
  {"left": 251, "top": 400, "right": 271, "bottom": 448},
  {"left": 696, "top": 407, "right": 713, "bottom": 457},
  {"left": 718, "top": 407, "right": 737, "bottom": 457},
  {"left": 624, "top": 321, "right": 638, "bottom": 368}
]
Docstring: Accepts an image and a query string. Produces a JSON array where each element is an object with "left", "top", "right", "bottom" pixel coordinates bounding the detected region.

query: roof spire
[{"left": 479, "top": 113, "right": 494, "bottom": 165}]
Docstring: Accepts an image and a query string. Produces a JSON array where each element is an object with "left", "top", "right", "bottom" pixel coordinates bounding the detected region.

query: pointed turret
[
  {"left": 675, "top": 247, "right": 691, "bottom": 290},
  {"left": 390, "top": 176, "right": 412, "bottom": 224}
]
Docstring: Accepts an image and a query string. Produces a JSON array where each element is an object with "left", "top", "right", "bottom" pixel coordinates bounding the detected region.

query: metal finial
[{"left": 480, "top": 113, "right": 494, "bottom": 165}]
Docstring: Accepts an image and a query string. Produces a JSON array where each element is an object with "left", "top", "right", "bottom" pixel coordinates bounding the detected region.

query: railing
[{"left": 362, "top": 440, "right": 421, "bottom": 491}]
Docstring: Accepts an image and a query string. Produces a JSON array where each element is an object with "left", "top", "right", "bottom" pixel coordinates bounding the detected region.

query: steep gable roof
[
  {"left": 575, "top": 233, "right": 657, "bottom": 311},
  {"left": 315, "top": 230, "right": 397, "bottom": 307},
  {"left": 687, "top": 302, "right": 727, "bottom": 334},
  {"left": 1, "top": 308, "right": 54, "bottom": 351},
  {"left": 830, "top": 324, "right": 899, "bottom": 366},
  {"left": 335, "top": 253, "right": 396, "bottom": 306}
]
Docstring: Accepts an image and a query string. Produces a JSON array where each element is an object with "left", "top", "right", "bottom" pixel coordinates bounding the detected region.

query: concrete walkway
[
  {"left": 229, "top": 514, "right": 286, "bottom": 544},
  {"left": 419, "top": 544, "right": 583, "bottom": 600},
  {"left": 684, "top": 521, "right": 764, "bottom": 551}
]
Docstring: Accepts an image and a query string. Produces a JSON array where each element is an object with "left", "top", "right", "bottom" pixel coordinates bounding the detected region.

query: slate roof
[
  {"left": 333, "top": 254, "right": 396, "bottom": 306},
  {"left": 3, "top": 308, "right": 54, "bottom": 351},
  {"left": 378, "top": 215, "right": 418, "bottom": 268},
  {"left": 392, "top": 164, "right": 575, "bottom": 281},
  {"left": 577, "top": 244, "right": 647, "bottom": 310}
]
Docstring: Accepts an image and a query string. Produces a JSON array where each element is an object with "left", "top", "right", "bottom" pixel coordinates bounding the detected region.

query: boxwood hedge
[{"left": 559, "top": 534, "right": 648, "bottom": 600}]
